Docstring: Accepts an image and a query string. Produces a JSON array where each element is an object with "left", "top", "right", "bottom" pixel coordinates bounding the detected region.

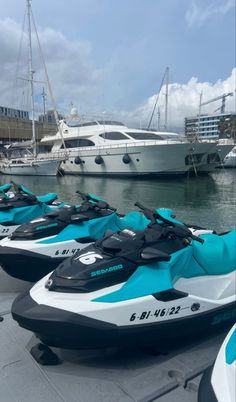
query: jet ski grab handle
[
  {"left": 134, "top": 201, "right": 204, "bottom": 244},
  {"left": 76, "top": 191, "right": 116, "bottom": 211}
]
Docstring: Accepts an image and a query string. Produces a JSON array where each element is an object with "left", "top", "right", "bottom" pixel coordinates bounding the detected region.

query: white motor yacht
[
  {"left": 223, "top": 146, "right": 236, "bottom": 167},
  {"left": 40, "top": 118, "right": 218, "bottom": 176}
]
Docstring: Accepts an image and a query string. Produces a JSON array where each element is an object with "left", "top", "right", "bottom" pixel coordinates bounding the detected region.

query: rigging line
[
  {"left": 147, "top": 67, "right": 167, "bottom": 130},
  {"left": 30, "top": 8, "right": 67, "bottom": 153},
  {"left": 11, "top": 8, "right": 27, "bottom": 111}
]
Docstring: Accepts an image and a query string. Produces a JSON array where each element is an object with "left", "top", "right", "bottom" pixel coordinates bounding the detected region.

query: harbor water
[{"left": 0, "top": 170, "right": 235, "bottom": 233}]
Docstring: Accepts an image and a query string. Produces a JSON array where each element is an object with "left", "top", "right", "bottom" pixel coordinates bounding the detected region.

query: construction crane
[
  {"left": 196, "top": 91, "right": 234, "bottom": 137},
  {"left": 200, "top": 92, "right": 234, "bottom": 114}
]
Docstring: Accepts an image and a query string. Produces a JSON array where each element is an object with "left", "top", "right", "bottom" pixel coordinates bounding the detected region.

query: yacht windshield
[
  {"left": 66, "top": 120, "right": 125, "bottom": 128},
  {"left": 66, "top": 121, "right": 99, "bottom": 128},
  {"left": 97, "top": 121, "right": 125, "bottom": 126}
]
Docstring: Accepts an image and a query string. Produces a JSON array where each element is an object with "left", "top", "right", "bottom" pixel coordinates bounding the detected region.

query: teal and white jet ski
[
  {"left": 12, "top": 205, "right": 235, "bottom": 349},
  {"left": 198, "top": 323, "right": 236, "bottom": 402},
  {"left": 0, "top": 182, "right": 62, "bottom": 240},
  {"left": 0, "top": 194, "right": 152, "bottom": 281}
]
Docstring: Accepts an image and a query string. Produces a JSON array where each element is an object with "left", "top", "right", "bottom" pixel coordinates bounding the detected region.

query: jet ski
[
  {"left": 0, "top": 183, "right": 13, "bottom": 197},
  {"left": 0, "top": 193, "right": 152, "bottom": 281},
  {"left": 12, "top": 205, "right": 236, "bottom": 350},
  {"left": 198, "top": 323, "right": 236, "bottom": 402},
  {"left": 0, "top": 182, "right": 62, "bottom": 240}
]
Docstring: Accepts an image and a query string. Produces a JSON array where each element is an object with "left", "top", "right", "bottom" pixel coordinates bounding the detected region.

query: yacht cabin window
[
  {"left": 60, "top": 139, "right": 95, "bottom": 148},
  {"left": 99, "top": 132, "right": 129, "bottom": 140}
]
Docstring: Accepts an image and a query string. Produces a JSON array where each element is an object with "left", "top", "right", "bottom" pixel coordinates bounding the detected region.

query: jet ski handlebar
[
  {"left": 134, "top": 202, "right": 204, "bottom": 244},
  {"left": 76, "top": 191, "right": 116, "bottom": 211},
  {"left": 135, "top": 201, "right": 178, "bottom": 226},
  {"left": 134, "top": 202, "right": 157, "bottom": 224},
  {"left": 9, "top": 181, "right": 37, "bottom": 202}
]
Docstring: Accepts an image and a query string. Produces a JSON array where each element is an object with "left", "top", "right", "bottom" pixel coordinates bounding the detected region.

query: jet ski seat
[
  {"left": 118, "top": 211, "right": 150, "bottom": 231},
  {"left": 37, "top": 193, "right": 58, "bottom": 204},
  {"left": 193, "top": 230, "right": 236, "bottom": 276}
]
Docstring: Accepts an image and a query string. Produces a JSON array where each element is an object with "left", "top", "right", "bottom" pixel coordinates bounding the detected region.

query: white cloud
[
  {"left": 116, "top": 68, "right": 236, "bottom": 132},
  {"left": 0, "top": 18, "right": 104, "bottom": 113},
  {"left": 0, "top": 17, "right": 235, "bottom": 133},
  {"left": 186, "top": 0, "right": 235, "bottom": 27}
]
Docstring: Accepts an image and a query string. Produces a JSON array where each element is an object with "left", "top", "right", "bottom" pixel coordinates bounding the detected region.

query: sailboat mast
[
  {"left": 27, "top": 0, "right": 36, "bottom": 157},
  {"left": 164, "top": 66, "right": 169, "bottom": 130}
]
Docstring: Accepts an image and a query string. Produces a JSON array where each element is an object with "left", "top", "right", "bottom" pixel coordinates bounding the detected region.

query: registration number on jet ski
[{"left": 130, "top": 306, "right": 181, "bottom": 321}]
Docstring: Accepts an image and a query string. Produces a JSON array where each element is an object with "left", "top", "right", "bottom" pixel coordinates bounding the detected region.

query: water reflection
[{"left": 0, "top": 170, "right": 235, "bottom": 232}]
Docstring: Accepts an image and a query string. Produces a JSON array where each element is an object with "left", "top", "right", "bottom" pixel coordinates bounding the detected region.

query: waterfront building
[
  {"left": 0, "top": 106, "right": 29, "bottom": 120},
  {"left": 185, "top": 112, "right": 236, "bottom": 139}
]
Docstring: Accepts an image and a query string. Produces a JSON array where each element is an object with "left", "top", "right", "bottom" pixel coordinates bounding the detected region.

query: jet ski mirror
[{"left": 141, "top": 247, "right": 170, "bottom": 261}]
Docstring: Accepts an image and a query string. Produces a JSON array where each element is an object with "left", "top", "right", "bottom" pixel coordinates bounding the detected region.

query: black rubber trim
[
  {"left": 153, "top": 289, "right": 188, "bottom": 301},
  {"left": 12, "top": 290, "right": 236, "bottom": 350},
  {"left": 198, "top": 366, "right": 217, "bottom": 402},
  {"left": 0, "top": 246, "right": 64, "bottom": 282}
]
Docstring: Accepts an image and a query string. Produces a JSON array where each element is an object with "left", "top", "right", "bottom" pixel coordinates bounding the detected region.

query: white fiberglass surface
[{"left": 175, "top": 271, "right": 236, "bottom": 301}]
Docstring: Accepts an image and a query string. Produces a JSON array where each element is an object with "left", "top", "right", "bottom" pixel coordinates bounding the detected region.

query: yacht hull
[
  {"left": 217, "top": 144, "right": 235, "bottom": 164},
  {"left": 60, "top": 143, "right": 216, "bottom": 176},
  {"left": 223, "top": 146, "right": 236, "bottom": 168},
  {"left": 0, "top": 160, "right": 61, "bottom": 176}
]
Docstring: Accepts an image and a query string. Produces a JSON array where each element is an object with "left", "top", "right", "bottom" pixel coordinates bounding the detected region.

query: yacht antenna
[
  {"left": 42, "top": 87, "right": 46, "bottom": 119},
  {"left": 164, "top": 66, "right": 169, "bottom": 130},
  {"left": 30, "top": 4, "right": 67, "bottom": 152},
  {"left": 147, "top": 67, "right": 169, "bottom": 130},
  {"left": 197, "top": 92, "right": 203, "bottom": 138},
  {"left": 26, "top": 0, "right": 37, "bottom": 157},
  {"left": 157, "top": 107, "right": 160, "bottom": 130}
]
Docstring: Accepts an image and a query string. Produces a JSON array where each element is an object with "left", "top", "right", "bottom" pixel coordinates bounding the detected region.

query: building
[
  {"left": 38, "top": 110, "right": 64, "bottom": 124},
  {"left": 0, "top": 106, "right": 29, "bottom": 120},
  {"left": 185, "top": 112, "right": 236, "bottom": 139},
  {"left": 0, "top": 106, "right": 57, "bottom": 145}
]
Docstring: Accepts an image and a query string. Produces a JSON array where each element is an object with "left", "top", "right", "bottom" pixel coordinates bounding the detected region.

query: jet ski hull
[
  {"left": 12, "top": 291, "right": 236, "bottom": 350},
  {"left": 198, "top": 366, "right": 217, "bottom": 402},
  {"left": 0, "top": 247, "right": 64, "bottom": 282}
]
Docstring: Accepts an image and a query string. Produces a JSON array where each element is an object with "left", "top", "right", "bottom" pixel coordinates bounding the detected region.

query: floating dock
[{"left": 0, "top": 268, "right": 226, "bottom": 402}]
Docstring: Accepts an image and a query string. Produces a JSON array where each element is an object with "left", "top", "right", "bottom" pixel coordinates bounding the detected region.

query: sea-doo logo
[
  {"left": 91, "top": 264, "right": 124, "bottom": 277},
  {"left": 75, "top": 251, "right": 103, "bottom": 265}
]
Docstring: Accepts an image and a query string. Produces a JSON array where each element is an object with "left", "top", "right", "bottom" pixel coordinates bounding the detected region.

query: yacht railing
[{"left": 40, "top": 138, "right": 195, "bottom": 157}]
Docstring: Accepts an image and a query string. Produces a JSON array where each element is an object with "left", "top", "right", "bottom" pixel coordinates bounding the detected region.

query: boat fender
[
  {"left": 74, "top": 156, "right": 82, "bottom": 165},
  {"left": 95, "top": 155, "right": 104, "bottom": 164},
  {"left": 122, "top": 153, "right": 131, "bottom": 164}
]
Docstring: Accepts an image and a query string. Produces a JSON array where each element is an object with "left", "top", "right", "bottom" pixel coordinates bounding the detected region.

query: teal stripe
[{"left": 225, "top": 328, "right": 236, "bottom": 365}]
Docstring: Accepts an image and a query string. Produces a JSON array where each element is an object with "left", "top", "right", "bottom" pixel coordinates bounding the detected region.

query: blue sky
[{"left": 0, "top": 0, "right": 235, "bottom": 129}]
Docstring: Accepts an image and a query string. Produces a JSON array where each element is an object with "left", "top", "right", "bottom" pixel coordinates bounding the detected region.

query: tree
[{"left": 218, "top": 115, "right": 236, "bottom": 140}]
